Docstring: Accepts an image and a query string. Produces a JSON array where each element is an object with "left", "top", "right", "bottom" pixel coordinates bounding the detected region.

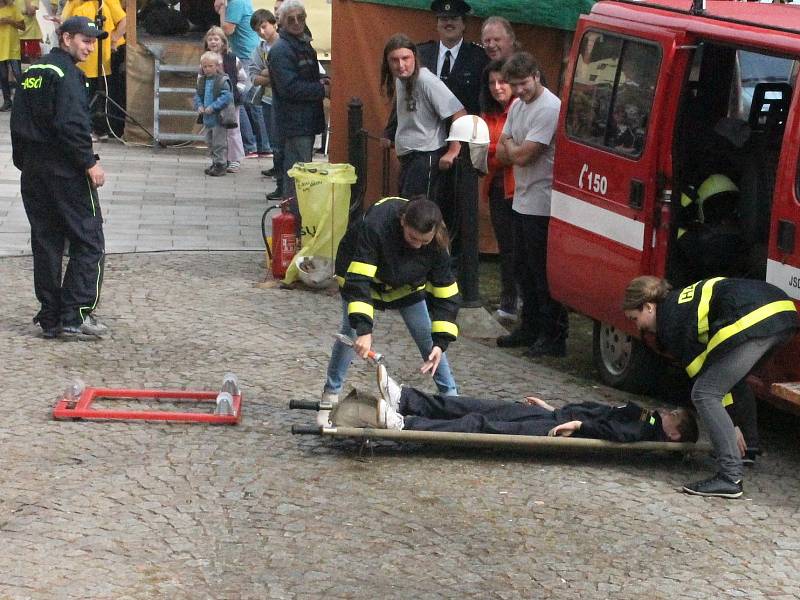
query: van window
[
  {"left": 730, "top": 50, "right": 795, "bottom": 120},
  {"left": 567, "top": 32, "right": 661, "bottom": 157}
]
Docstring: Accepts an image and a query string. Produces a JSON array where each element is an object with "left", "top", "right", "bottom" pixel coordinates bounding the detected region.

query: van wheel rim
[{"left": 599, "top": 323, "right": 633, "bottom": 377}]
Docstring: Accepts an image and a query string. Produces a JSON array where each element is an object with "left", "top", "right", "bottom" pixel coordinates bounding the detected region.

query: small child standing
[
  {"left": 194, "top": 51, "right": 233, "bottom": 177},
  {"left": 0, "top": 0, "right": 24, "bottom": 111}
]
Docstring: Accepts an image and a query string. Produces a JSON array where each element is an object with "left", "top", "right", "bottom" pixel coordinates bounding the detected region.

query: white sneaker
[
  {"left": 376, "top": 364, "right": 402, "bottom": 411},
  {"left": 317, "top": 391, "right": 339, "bottom": 427},
  {"left": 495, "top": 309, "right": 518, "bottom": 323},
  {"left": 378, "top": 397, "right": 404, "bottom": 431}
]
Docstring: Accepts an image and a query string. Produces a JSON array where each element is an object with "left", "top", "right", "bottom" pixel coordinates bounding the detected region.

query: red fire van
[{"left": 549, "top": 0, "right": 800, "bottom": 411}]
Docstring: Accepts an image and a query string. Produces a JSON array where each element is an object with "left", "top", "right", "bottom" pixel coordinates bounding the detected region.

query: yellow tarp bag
[{"left": 284, "top": 162, "right": 357, "bottom": 286}]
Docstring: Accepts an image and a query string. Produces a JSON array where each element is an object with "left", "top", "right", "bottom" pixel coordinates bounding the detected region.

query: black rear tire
[{"left": 592, "top": 320, "right": 662, "bottom": 393}]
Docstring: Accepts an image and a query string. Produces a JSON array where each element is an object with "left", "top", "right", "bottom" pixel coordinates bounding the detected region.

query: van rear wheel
[{"left": 592, "top": 320, "right": 660, "bottom": 393}]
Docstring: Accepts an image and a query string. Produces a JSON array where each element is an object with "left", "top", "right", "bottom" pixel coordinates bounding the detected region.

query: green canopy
[{"left": 353, "top": 0, "right": 596, "bottom": 31}]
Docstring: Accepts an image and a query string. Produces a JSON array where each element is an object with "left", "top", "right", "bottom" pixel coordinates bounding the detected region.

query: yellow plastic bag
[{"left": 284, "top": 162, "right": 357, "bottom": 285}]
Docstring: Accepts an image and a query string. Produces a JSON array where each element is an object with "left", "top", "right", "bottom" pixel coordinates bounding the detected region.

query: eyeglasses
[{"left": 285, "top": 14, "right": 306, "bottom": 24}]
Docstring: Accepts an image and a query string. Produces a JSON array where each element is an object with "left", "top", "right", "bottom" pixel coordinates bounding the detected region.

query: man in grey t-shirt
[
  {"left": 495, "top": 52, "right": 569, "bottom": 358},
  {"left": 381, "top": 34, "right": 466, "bottom": 199}
]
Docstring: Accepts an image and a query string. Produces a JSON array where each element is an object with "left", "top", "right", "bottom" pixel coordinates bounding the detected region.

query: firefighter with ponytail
[
  {"left": 320, "top": 196, "right": 461, "bottom": 422},
  {"left": 623, "top": 275, "right": 798, "bottom": 498}
]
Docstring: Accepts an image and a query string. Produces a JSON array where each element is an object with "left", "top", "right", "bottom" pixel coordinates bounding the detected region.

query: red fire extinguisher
[{"left": 262, "top": 199, "right": 298, "bottom": 279}]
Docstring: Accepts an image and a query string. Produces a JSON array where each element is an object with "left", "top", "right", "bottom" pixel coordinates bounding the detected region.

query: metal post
[
  {"left": 347, "top": 97, "right": 366, "bottom": 222},
  {"left": 456, "top": 150, "right": 481, "bottom": 308}
]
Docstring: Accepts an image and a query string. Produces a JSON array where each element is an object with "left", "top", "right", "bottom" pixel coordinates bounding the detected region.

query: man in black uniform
[
  {"left": 11, "top": 16, "right": 109, "bottom": 339},
  {"left": 417, "top": 0, "right": 488, "bottom": 116}
]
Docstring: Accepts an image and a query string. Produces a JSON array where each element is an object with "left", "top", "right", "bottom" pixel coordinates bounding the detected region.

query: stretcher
[{"left": 289, "top": 399, "right": 711, "bottom": 456}]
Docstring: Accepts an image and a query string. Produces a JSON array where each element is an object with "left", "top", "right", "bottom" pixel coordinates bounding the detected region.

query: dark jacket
[
  {"left": 10, "top": 47, "right": 96, "bottom": 176},
  {"left": 335, "top": 197, "right": 461, "bottom": 350},
  {"left": 417, "top": 39, "right": 488, "bottom": 116},
  {"left": 657, "top": 277, "right": 799, "bottom": 378},
  {"left": 555, "top": 401, "right": 667, "bottom": 442},
  {"left": 268, "top": 29, "right": 325, "bottom": 138}
]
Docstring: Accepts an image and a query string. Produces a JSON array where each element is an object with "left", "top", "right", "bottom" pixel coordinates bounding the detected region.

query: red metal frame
[{"left": 53, "top": 386, "right": 242, "bottom": 424}]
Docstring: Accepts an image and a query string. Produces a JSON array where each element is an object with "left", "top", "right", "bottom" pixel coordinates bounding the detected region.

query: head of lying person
[
  {"left": 657, "top": 407, "right": 699, "bottom": 443},
  {"left": 399, "top": 196, "right": 450, "bottom": 251}
]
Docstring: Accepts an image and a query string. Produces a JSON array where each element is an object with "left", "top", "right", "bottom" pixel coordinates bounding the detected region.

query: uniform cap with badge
[
  {"left": 430, "top": 0, "right": 471, "bottom": 17},
  {"left": 57, "top": 16, "right": 109, "bottom": 40}
]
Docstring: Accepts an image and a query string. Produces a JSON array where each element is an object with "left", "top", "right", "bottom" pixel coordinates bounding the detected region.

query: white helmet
[
  {"left": 446, "top": 114, "right": 490, "bottom": 144},
  {"left": 295, "top": 255, "right": 335, "bottom": 289}
]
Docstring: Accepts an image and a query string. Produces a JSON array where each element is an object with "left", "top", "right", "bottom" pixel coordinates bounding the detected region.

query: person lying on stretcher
[{"left": 331, "top": 365, "right": 699, "bottom": 444}]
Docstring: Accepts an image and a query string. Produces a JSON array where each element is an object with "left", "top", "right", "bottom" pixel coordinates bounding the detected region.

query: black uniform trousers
[
  {"left": 401, "top": 387, "right": 559, "bottom": 435},
  {"left": 398, "top": 148, "right": 445, "bottom": 201},
  {"left": 512, "top": 211, "right": 568, "bottom": 341},
  {"left": 21, "top": 164, "right": 105, "bottom": 329}
]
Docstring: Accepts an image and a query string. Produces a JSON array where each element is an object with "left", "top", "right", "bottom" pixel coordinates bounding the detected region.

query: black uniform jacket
[
  {"left": 417, "top": 39, "right": 488, "bottom": 116},
  {"left": 656, "top": 278, "right": 799, "bottom": 379},
  {"left": 555, "top": 401, "right": 666, "bottom": 443},
  {"left": 335, "top": 197, "right": 461, "bottom": 351},
  {"left": 10, "top": 47, "right": 96, "bottom": 177}
]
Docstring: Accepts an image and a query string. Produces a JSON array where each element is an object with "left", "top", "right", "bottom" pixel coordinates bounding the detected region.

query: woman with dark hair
[
  {"left": 623, "top": 275, "right": 798, "bottom": 498},
  {"left": 480, "top": 59, "right": 518, "bottom": 322},
  {"left": 380, "top": 33, "right": 467, "bottom": 199},
  {"left": 320, "top": 197, "right": 462, "bottom": 423}
]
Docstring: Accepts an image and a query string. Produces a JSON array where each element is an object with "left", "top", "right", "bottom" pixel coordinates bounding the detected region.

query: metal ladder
[{"left": 153, "top": 56, "right": 205, "bottom": 145}]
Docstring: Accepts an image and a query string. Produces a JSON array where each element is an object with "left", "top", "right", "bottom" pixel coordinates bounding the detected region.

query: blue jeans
[
  {"left": 264, "top": 101, "right": 284, "bottom": 192},
  {"left": 324, "top": 298, "right": 458, "bottom": 396},
  {"left": 246, "top": 101, "right": 271, "bottom": 153},
  {"left": 238, "top": 105, "right": 257, "bottom": 154},
  {"left": 282, "top": 135, "right": 314, "bottom": 200}
]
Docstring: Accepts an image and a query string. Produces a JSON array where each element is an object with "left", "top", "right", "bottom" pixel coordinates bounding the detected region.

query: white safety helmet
[
  {"left": 446, "top": 114, "right": 490, "bottom": 144},
  {"left": 295, "top": 255, "right": 335, "bottom": 289}
]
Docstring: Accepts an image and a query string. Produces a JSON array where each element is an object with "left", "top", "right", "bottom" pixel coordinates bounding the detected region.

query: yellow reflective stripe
[
  {"left": 347, "top": 301, "right": 374, "bottom": 319},
  {"left": 722, "top": 392, "right": 733, "bottom": 407},
  {"left": 373, "top": 196, "right": 407, "bottom": 206},
  {"left": 26, "top": 63, "right": 64, "bottom": 77},
  {"left": 347, "top": 261, "right": 377, "bottom": 278},
  {"left": 335, "top": 275, "right": 345, "bottom": 287},
  {"left": 370, "top": 283, "right": 426, "bottom": 303},
  {"left": 431, "top": 320, "right": 459, "bottom": 337},
  {"left": 686, "top": 300, "right": 797, "bottom": 377},
  {"left": 696, "top": 277, "right": 725, "bottom": 344},
  {"left": 425, "top": 281, "right": 459, "bottom": 299}
]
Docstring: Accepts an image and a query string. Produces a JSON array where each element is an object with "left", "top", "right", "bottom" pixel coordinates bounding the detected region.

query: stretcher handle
[
  {"left": 289, "top": 400, "right": 321, "bottom": 410},
  {"left": 292, "top": 425, "right": 323, "bottom": 435}
]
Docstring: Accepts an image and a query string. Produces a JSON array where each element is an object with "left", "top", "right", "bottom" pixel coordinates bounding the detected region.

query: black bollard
[
  {"left": 347, "top": 97, "right": 366, "bottom": 222},
  {"left": 456, "top": 149, "right": 481, "bottom": 308}
]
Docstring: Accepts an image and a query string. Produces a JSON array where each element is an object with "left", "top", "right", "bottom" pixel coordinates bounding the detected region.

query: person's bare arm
[
  {"left": 111, "top": 16, "right": 126, "bottom": 49},
  {"left": 501, "top": 135, "right": 546, "bottom": 167},
  {"left": 439, "top": 108, "right": 468, "bottom": 170},
  {"left": 548, "top": 420, "right": 582, "bottom": 437}
]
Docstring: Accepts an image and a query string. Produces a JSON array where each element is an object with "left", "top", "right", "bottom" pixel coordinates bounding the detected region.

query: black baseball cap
[
  {"left": 430, "top": 0, "right": 471, "bottom": 17},
  {"left": 58, "top": 16, "right": 109, "bottom": 39}
]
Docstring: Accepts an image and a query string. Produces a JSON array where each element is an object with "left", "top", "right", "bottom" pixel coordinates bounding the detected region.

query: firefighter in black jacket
[
  {"left": 321, "top": 197, "right": 461, "bottom": 415},
  {"left": 623, "top": 276, "right": 799, "bottom": 498},
  {"left": 10, "top": 16, "right": 109, "bottom": 339}
]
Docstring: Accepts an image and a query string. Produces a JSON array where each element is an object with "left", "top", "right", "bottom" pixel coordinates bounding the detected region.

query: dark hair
[
  {"left": 381, "top": 33, "right": 420, "bottom": 111},
  {"left": 479, "top": 59, "right": 508, "bottom": 115},
  {"left": 622, "top": 276, "right": 672, "bottom": 310},
  {"left": 251, "top": 8, "right": 276, "bottom": 31},
  {"left": 502, "top": 51, "right": 541, "bottom": 81},
  {"left": 673, "top": 408, "right": 699, "bottom": 443},
  {"left": 399, "top": 197, "right": 450, "bottom": 251}
]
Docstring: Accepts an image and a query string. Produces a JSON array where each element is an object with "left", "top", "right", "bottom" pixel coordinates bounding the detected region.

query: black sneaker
[
  {"left": 41, "top": 325, "right": 61, "bottom": 339},
  {"left": 0, "top": 100, "right": 12, "bottom": 112},
  {"left": 742, "top": 447, "right": 760, "bottom": 467},
  {"left": 266, "top": 189, "right": 283, "bottom": 201},
  {"left": 204, "top": 166, "right": 213, "bottom": 175},
  {"left": 497, "top": 328, "right": 538, "bottom": 348},
  {"left": 523, "top": 335, "right": 567, "bottom": 358},
  {"left": 261, "top": 167, "right": 277, "bottom": 177},
  {"left": 682, "top": 473, "right": 743, "bottom": 498},
  {"left": 208, "top": 164, "right": 227, "bottom": 177}
]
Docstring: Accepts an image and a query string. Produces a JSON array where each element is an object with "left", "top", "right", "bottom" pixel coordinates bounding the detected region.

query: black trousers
[
  {"left": 512, "top": 211, "right": 568, "bottom": 340},
  {"left": 21, "top": 166, "right": 105, "bottom": 328},
  {"left": 488, "top": 176, "right": 517, "bottom": 313},
  {"left": 401, "top": 387, "right": 559, "bottom": 435},
  {"left": 398, "top": 148, "right": 444, "bottom": 200}
]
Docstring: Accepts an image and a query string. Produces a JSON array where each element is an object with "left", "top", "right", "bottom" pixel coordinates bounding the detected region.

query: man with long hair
[{"left": 381, "top": 33, "right": 466, "bottom": 200}]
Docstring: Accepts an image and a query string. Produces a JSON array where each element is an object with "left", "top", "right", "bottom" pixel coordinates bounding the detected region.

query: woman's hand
[
  {"left": 353, "top": 333, "right": 373, "bottom": 359},
  {"left": 548, "top": 420, "right": 582, "bottom": 437},
  {"left": 421, "top": 346, "right": 443, "bottom": 376},
  {"left": 734, "top": 426, "right": 747, "bottom": 457}
]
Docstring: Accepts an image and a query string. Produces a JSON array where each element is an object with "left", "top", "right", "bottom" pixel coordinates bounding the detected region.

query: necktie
[{"left": 441, "top": 50, "right": 452, "bottom": 80}]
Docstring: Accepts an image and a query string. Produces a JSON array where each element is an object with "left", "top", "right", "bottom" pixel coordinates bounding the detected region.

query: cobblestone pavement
[{"left": 1, "top": 251, "right": 799, "bottom": 600}]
